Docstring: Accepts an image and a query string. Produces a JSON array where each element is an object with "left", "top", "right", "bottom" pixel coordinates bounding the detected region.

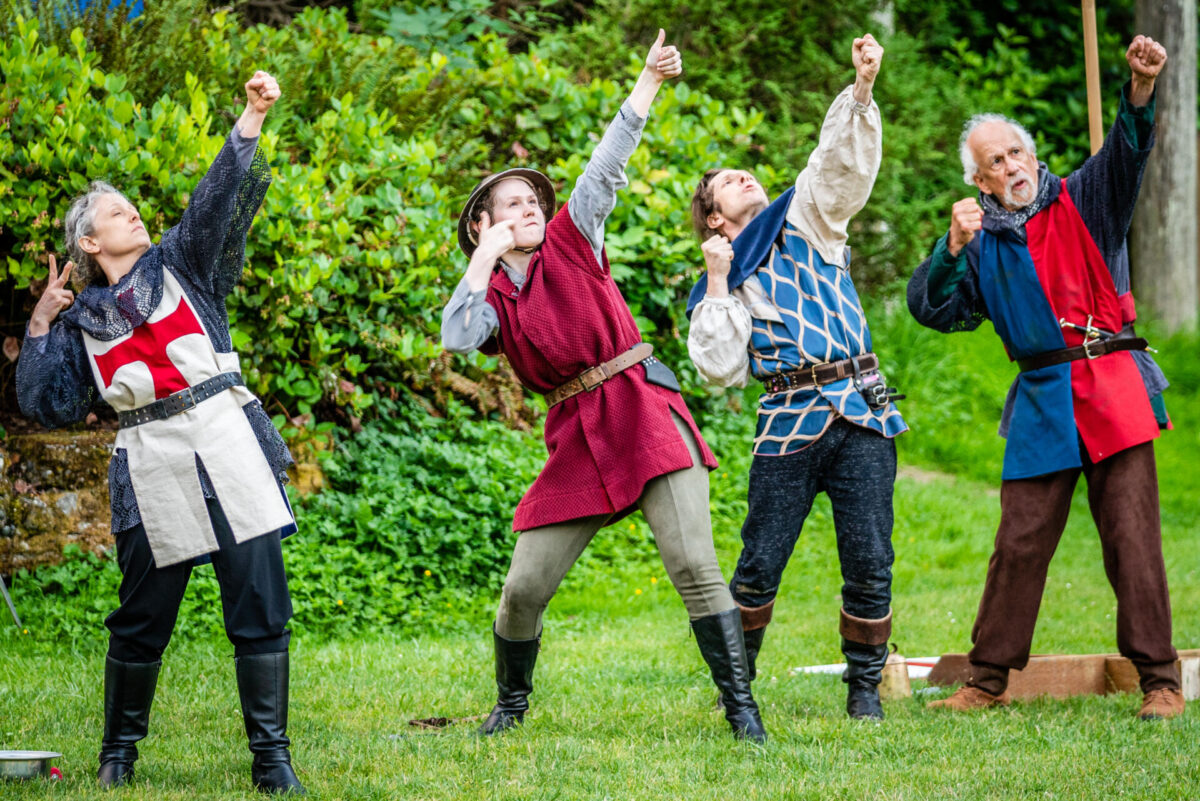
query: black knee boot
[
  {"left": 693, "top": 608, "right": 767, "bottom": 743},
  {"left": 236, "top": 652, "right": 306, "bottom": 795},
  {"left": 479, "top": 626, "right": 540, "bottom": 735},
  {"left": 840, "top": 608, "right": 891, "bottom": 721},
  {"left": 98, "top": 656, "right": 161, "bottom": 788},
  {"left": 744, "top": 627, "right": 766, "bottom": 683}
]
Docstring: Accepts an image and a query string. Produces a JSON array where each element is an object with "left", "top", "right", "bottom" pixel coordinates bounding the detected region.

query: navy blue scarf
[{"left": 685, "top": 187, "right": 794, "bottom": 318}]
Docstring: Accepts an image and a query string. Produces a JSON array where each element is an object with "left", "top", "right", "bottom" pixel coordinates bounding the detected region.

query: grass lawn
[
  {"left": 3, "top": 312, "right": 1200, "bottom": 799},
  {"left": 3, "top": 463, "right": 1200, "bottom": 800}
]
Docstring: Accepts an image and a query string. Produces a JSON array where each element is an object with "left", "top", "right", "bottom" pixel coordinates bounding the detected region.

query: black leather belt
[
  {"left": 761, "top": 353, "right": 879, "bottom": 394},
  {"left": 118, "top": 372, "right": 244, "bottom": 429},
  {"left": 1016, "top": 328, "right": 1149, "bottom": 372}
]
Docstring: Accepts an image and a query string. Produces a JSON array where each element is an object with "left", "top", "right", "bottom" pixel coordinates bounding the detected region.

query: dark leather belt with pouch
[
  {"left": 546, "top": 343, "right": 680, "bottom": 407},
  {"left": 761, "top": 353, "right": 879, "bottom": 394},
  {"left": 118, "top": 371, "right": 244, "bottom": 429},
  {"left": 1016, "top": 326, "right": 1149, "bottom": 372}
]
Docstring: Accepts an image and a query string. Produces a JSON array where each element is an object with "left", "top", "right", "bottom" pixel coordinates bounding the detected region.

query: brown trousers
[{"left": 968, "top": 441, "right": 1178, "bottom": 693}]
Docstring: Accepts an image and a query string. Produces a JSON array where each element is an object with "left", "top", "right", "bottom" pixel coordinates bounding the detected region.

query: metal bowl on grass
[{"left": 0, "top": 751, "right": 63, "bottom": 780}]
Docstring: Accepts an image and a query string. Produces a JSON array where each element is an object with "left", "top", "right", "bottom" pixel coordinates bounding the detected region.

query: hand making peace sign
[{"left": 29, "top": 255, "right": 75, "bottom": 338}]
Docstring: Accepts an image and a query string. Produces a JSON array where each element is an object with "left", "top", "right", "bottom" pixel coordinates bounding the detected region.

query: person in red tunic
[{"left": 441, "top": 30, "right": 765, "bottom": 743}]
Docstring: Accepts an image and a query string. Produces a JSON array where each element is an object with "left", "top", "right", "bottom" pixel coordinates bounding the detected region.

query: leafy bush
[
  {"left": 0, "top": 395, "right": 755, "bottom": 643},
  {"left": 535, "top": 3, "right": 981, "bottom": 287},
  {"left": 281, "top": 398, "right": 546, "bottom": 635},
  {"left": 1, "top": 10, "right": 761, "bottom": 425},
  {"left": 533, "top": 0, "right": 1163, "bottom": 289},
  {"left": 0, "top": 19, "right": 221, "bottom": 289}
]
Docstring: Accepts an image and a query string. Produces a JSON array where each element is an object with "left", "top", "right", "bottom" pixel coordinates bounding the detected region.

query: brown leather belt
[
  {"left": 761, "top": 353, "right": 878, "bottom": 394},
  {"left": 546, "top": 343, "right": 654, "bottom": 407},
  {"left": 1016, "top": 328, "right": 1149, "bottom": 372}
]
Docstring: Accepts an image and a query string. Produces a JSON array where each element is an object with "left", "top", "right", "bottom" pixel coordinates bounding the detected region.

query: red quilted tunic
[{"left": 482, "top": 206, "right": 718, "bottom": 531}]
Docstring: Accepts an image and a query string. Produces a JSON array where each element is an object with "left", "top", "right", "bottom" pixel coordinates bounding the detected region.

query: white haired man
[
  {"left": 17, "top": 73, "right": 307, "bottom": 791},
  {"left": 907, "top": 36, "right": 1182, "bottom": 719}
]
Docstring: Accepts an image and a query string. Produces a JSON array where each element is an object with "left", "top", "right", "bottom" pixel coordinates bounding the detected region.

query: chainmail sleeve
[
  {"left": 213, "top": 146, "right": 272, "bottom": 298},
  {"left": 15, "top": 322, "right": 96, "bottom": 428},
  {"left": 159, "top": 129, "right": 270, "bottom": 300}
]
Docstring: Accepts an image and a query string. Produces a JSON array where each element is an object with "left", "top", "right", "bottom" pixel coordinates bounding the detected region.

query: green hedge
[{"left": 1, "top": 9, "right": 762, "bottom": 425}]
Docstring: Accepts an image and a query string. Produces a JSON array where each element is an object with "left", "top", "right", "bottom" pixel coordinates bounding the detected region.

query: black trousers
[
  {"left": 730, "top": 418, "right": 896, "bottom": 620},
  {"left": 105, "top": 496, "right": 294, "bottom": 663}
]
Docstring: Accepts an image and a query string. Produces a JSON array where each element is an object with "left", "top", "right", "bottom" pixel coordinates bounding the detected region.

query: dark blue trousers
[
  {"left": 730, "top": 418, "right": 896, "bottom": 620},
  {"left": 105, "top": 496, "right": 293, "bottom": 663}
]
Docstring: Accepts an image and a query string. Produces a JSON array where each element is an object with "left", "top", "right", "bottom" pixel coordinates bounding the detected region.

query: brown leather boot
[
  {"left": 840, "top": 608, "right": 892, "bottom": 720},
  {"left": 1138, "top": 688, "right": 1185, "bottom": 720},
  {"left": 928, "top": 685, "right": 1011, "bottom": 711},
  {"left": 738, "top": 601, "right": 773, "bottom": 683}
]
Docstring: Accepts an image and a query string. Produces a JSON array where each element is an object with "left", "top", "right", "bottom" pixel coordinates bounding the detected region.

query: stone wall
[
  {"left": 0, "top": 431, "right": 115, "bottom": 574},
  {"left": 0, "top": 430, "right": 324, "bottom": 574}
]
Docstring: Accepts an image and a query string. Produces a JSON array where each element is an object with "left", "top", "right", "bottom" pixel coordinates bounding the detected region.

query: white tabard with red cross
[{"left": 82, "top": 269, "right": 293, "bottom": 566}]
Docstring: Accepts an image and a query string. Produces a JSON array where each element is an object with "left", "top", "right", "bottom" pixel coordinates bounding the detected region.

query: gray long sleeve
[
  {"left": 567, "top": 101, "right": 648, "bottom": 264},
  {"left": 441, "top": 276, "right": 499, "bottom": 353}
]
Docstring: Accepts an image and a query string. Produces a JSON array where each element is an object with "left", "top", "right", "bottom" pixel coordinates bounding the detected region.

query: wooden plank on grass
[
  {"left": 1106, "top": 650, "right": 1200, "bottom": 699},
  {"left": 929, "top": 654, "right": 1108, "bottom": 698},
  {"left": 931, "top": 649, "right": 1200, "bottom": 700}
]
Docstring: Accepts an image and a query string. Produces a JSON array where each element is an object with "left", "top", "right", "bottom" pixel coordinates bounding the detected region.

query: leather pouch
[{"left": 641, "top": 356, "right": 681, "bottom": 393}]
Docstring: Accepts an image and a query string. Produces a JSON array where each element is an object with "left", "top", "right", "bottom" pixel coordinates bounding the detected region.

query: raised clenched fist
[
  {"left": 948, "top": 197, "right": 983, "bottom": 257},
  {"left": 702, "top": 234, "right": 734, "bottom": 280},
  {"left": 852, "top": 34, "right": 884, "bottom": 85},
  {"left": 245, "top": 71, "right": 281, "bottom": 114},
  {"left": 1127, "top": 35, "right": 1167, "bottom": 83}
]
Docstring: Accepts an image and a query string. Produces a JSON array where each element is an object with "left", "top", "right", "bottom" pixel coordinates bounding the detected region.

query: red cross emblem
[{"left": 93, "top": 299, "right": 206, "bottom": 399}]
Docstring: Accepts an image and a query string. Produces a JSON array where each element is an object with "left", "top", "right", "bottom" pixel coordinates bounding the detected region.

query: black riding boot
[
  {"left": 236, "top": 652, "right": 306, "bottom": 795},
  {"left": 744, "top": 627, "right": 766, "bottom": 683},
  {"left": 479, "top": 626, "right": 540, "bottom": 735},
  {"left": 840, "top": 608, "right": 891, "bottom": 721},
  {"left": 693, "top": 608, "right": 767, "bottom": 743},
  {"left": 98, "top": 656, "right": 161, "bottom": 788}
]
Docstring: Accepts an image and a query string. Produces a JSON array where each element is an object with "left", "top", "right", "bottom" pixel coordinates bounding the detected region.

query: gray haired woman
[{"left": 17, "top": 71, "right": 306, "bottom": 795}]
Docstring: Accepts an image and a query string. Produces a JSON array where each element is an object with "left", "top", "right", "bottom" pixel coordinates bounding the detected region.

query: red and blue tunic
[{"left": 907, "top": 85, "right": 1168, "bottom": 480}]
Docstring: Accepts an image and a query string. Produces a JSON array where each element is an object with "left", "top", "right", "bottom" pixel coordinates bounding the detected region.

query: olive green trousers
[{"left": 495, "top": 412, "right": 734, "bottom": 640}]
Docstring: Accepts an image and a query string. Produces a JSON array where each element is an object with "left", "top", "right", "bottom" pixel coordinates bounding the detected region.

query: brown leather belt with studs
[
  {"left": 760, "top": 353, "right": 879, "bottom": 394},
  {"left": 545, "top": 343, "right": 654, "bottom": 407}
]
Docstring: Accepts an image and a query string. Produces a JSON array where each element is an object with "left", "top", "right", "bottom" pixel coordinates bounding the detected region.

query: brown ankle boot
[
  {"left": 928, "top": 685, "right": 1011, "bottom": 711},
  {"left": 1138, "top": 688, "right": 1184, "bottom": 720}
]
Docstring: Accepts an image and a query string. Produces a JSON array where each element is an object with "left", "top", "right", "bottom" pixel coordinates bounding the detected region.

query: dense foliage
[
  {"left": 4, "top": 397, "right": 550, "bottom": 640},
  {"left": 0, "top": 0, "right": 1159, "bottom": 423},
  {"left": 0, "top": 5, "right": 762, "bottom": 426}
]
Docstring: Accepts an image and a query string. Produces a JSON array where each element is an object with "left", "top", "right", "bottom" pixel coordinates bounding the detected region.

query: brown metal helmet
[{"left": 456, "top": 168, "right": 557, "bottom": 258}]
